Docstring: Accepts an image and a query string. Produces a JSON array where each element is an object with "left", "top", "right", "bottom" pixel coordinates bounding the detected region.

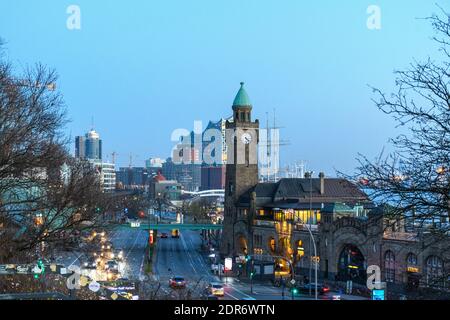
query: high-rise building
[
  {"left": 75, "top": 130, "right": 102, "bottom": 160},
  {"left": 116, "top": 167, "right": 150, "bottom": 190},
  {"left": 145, "top": 157, "right": 166, "bottom": 169},
  {"left": 85, "top": 130, "right": 102, "bottom": 160},
  {"left": 200, "top": 118, "right": 230, "bottom": 190},
  {"left": 88, "top": 159, "right": 116, "bottom": 192},
  {"left": 162, "top": 157, "right": 201, "bottom": 192},
  {"left": 75, "top": 136, "right": 85, "bottom": 159},
  {"left": 75, "top": 129, "right": 113, "bottom": 191}
]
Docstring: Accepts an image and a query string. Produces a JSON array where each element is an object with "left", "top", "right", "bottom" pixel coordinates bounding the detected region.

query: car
[
  {"left": 206, "top": 282, "right": 224, "bottom": 297},
  {"left": 169, "top": 276, "right": 186, "bottom": 288},
  {"left": 106, "top": 268, "right": 120, "bottom": 281},
  {"left": 171, "top": 229, "right": 180, "bottom": 238},
  {"left": 113, "top": 250, "right": 124, "bottom": 261},
  {"left": 83, "top": 257, "right": 98, "bottom": 269},
  {"left": 296, "top": 283, "right": 330, "bottom": 295},
  {"left": 160, "top": 233, "right": 169, "bottom": 239}
]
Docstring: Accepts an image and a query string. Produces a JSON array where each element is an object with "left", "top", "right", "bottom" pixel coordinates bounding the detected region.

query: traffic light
[
  {"left": 33, "top": 259, "right": 45, "bottom": 279},
  {"left": 292, "top": 288, "right": 298, "bottom": 295}
]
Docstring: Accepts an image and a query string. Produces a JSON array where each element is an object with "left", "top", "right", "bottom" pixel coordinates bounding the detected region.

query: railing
[
  {"left": 253, "top": 220, "right": 275, "bottom": 227},
  {"left": 294, "top": 223, "right": 318, "bottom": 232}
]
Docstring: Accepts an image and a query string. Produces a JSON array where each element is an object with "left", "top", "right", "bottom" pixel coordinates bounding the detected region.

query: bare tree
[
  {"left": 351, "top": 9, "right": 450, "bottom": 234},
  {"left": 0, "top": 43, "right": 109, "bottom": 263}
]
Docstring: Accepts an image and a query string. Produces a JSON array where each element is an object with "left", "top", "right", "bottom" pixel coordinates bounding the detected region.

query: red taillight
[{"left": 323, "top": 287, "right": 330, "bottom": 292}]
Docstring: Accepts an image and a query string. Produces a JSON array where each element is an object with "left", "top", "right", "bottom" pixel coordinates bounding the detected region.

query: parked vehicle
[{"left": 295, "top": 283, "right": 330, "bottom": 295}]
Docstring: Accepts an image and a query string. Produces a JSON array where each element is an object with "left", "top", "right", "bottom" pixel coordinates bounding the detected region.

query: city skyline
[
  {"left": 1, "top": 1, "right": 449, "bottom": 305},
  {"left": 1, "top": 1, "right": 448, "bottom": 175}
]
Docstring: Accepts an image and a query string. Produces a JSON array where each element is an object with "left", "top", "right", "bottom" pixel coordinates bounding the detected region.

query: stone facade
[{"left": 220, "top": 83, "right": 449, "bottom": 296}]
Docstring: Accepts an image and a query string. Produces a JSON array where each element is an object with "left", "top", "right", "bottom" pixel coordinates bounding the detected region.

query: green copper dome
[{"left": 233, "top": 82, "right": 252, "bottom": 107}]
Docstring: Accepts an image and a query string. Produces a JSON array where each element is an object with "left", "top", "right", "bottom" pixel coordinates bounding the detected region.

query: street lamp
[
  {"left": 307, "top": 170, "right": 315, "bottom": 298},
  {"left": 302, "top": 221, "right": 318, "bottom": 300}
]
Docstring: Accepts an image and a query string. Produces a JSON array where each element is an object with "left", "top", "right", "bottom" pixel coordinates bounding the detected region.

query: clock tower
[{"left": 221, "top": 82, "right": 259, "bottom": 256}]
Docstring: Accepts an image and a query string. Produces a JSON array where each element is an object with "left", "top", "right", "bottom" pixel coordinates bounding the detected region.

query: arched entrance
[
  {"left": 337, "top": 244, "right": 366, "bottom": 284},
  {"left": 236, "top": 234, "right": 248, "bottom": 255}
]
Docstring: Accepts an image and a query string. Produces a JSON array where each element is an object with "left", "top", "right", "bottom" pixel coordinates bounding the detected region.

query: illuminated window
[
  {"left": 296, "top": 240, "right": 304, "bottom": 259},
  {"left": 269, "top": 237, "right": 276, "bottom": 253}
]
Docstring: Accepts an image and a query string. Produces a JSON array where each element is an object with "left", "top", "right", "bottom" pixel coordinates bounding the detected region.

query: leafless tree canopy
[
  {"left": 0, "top": 42, "right": 109, "bottom": 263},
  {"left": 349, "top": 10, "right": 450, "bottom": 238}
]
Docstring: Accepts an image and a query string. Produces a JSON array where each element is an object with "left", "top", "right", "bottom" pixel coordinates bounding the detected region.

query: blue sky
[{"left": 0, "top": 0, "right": 447, "bottom": 175}]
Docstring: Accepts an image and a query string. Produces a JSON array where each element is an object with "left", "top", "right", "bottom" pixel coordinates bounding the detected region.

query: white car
[{"left": 207, "top": 283, "right": 224, "bottom": 297}]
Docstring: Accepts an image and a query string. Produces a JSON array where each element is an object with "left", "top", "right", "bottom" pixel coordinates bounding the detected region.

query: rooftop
[{"left": 232, "top": 82, "right": 252, "bottom": 107}]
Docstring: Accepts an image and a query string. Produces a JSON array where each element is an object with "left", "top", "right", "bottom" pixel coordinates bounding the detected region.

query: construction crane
[
  {"left": 111, "top": 152, "right": 118, "bottom": 164},
  {"left": 129, "top": 153, "right": 140, "bottom": 168},
  {"left": 260, "top": 108, "right": 290, "bottom": 182}
]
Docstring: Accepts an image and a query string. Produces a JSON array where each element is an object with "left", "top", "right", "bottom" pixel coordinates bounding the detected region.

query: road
[
  {"left": 152, "top": 230, "right": 291, "bottom": 300},
  {"left": 151, "top": 230, "right": 369, "bottom": 300},
  {"left": 54, "top": 227, "right": 148, "bottom": 282},
  {"left": 109, "top": 228, "right": 148, "bottom": 280}
]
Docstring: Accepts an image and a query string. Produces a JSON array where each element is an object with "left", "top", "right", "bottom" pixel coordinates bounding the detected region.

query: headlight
[
  {"left": 84, "top": 262, "right": 88, "bottom": 267},
  {"left": 111, "top": 253, "right": 115, "bottom": 258}
]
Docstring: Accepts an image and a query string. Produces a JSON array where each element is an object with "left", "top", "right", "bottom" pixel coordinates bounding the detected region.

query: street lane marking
[
  {"left": 225, "top": 284, "right": 255, "bottom": 300},
  {"left": 225, "top": 292, "right": 239, "bottom": 300}
]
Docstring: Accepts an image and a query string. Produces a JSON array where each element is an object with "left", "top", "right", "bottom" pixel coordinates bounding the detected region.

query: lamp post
[
  {"left": 308, "top": 171, "right": 314, "bottom": 296},
  {"left": 303, "top": 221, "right": 318, "bottom": 300}
]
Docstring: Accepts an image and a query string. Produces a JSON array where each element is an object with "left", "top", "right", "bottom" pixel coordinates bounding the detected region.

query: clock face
[{"left": 241, "top": 132, "right": 252, "bottom": 144}]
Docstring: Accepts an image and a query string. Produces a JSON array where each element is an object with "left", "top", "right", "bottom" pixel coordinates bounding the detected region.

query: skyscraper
[
  {"left": 75, "top": 136, "right": 85, "bottom": 159},
  {"left": 85, "top": 130, "right": 102, "bottom": 160},
  {"left": 75, "top": 130, "right": 102, "bottom": 160},
  {"left": 75, "top": 129, "right": 113, "bottom": 192}
]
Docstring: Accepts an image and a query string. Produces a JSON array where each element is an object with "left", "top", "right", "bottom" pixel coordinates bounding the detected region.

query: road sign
[
  {"left": 130, "top": 221, "right": 141, "bottom": 228},
  {"left": 0, "top": 265, "right": 7, "bottom": 274},
  {"left": 16, "top": 265, "right": 29, "bottom": 274},
  {"left": 290, "top": 279, "right": 296, "bottom": 285},
  {"left": 372, "top": 289, "right": 385, "bottom": 300},
  {"left": 225, "top": 258, "right": 233, "bottom": 271},
  {"left": 89, "top": 281, "right": 101, "bottom": 293}
]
